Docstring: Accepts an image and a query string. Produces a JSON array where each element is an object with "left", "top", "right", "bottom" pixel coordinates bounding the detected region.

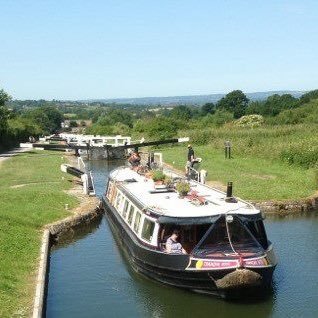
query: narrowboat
[{"left": 102, "top": 166, "right": 277, "bottom": 299}]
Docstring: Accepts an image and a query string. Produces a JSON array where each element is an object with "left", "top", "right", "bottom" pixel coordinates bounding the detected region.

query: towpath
[{"left": 0, "top": 147, "right": 29, "bottom": 164}]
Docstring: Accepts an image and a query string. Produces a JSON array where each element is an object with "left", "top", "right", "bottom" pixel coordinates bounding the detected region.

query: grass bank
[
  {"left": 161, "top": 145, "right": 316, "bottom": 201},
  {"left": 0, "top": 151, "right": 78, "bottom": 317},
  {"left": 179, "top": 124, "right": 318, "bottom": 167}
]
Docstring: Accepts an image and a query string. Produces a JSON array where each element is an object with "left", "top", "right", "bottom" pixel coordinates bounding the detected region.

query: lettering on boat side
[
  {"left": 187, "top": 256, "right": 270, "bottom": 270},
  {"left": 196, "top": 260, "right": 238, "bottom": 269},
  {"left": 244, "top": 257, "right": 269, "bottom": 267}
]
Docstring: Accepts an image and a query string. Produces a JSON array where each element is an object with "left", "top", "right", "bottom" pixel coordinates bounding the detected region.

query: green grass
[
  {"left": 162, "top": 145, "right": 316, "bottom": 201},
  {"left": 0, "top": 151, "right": 78, "bottom": 318},
  {"left": 179, "top": 124, "right": 318, "bottom": 163}
]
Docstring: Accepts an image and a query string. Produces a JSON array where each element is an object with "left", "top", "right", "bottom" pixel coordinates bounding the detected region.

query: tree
[
  {"left": 146, "top": 117, "right": 177, "bottom": 140},
  {"left": 24, "top": 106, "right": 63, "bottom": 134},
  {"left": 201, "top": 103, "right": 215, "bottom": 116},
  {"left": 0, "top": 89, "right": 12, "bottom": 106},
  {"left": 0, "top": 89, "right": 12, "bottom": 134},
  {"left": 133, "top": 116, "right": 178, "bottom": 140},
  {"left": 217, "top": 90, "right": 249, "bottom": 119},
  {"left": 96, "top": 109, "right": 133, "bottom": 127},
  {"left": 299, "top": 89, "right": 318, "bottom": 105},
  {"left": 246, "top": 94, "right": 300, "bottom": 116},
  {"left": 0, "top": 105, "right": 9, "bottom": 133},
  {"left": 42, "top": 106, "right": 64, "bottom": 131},
  {"left": 245, "top": 101, "right": 265, "bottom": 115},
  {"left": 262, "top": 94, "right": 298, "bottom": 116},
  {"left": 169, "top": 105, "right": 192, "bottom": 121}
]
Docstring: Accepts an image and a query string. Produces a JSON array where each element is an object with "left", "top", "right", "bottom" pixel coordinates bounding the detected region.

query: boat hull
[{"left": 102, "top": 197, "right": 276, "bottom": 299}]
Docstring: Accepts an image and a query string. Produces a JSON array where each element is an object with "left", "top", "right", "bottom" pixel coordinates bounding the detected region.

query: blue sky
[{"left": 0, "top": 0, "right": 317, "bottom": 100}]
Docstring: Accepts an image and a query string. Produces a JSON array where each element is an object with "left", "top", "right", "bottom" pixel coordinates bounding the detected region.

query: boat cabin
[{"left": 105, "top": 166, "right": 269, "bottom": 259}]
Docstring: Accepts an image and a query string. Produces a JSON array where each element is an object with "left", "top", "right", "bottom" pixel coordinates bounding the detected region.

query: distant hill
[{"left": 81, "top": 90, "right": 304, "bottom": 106}]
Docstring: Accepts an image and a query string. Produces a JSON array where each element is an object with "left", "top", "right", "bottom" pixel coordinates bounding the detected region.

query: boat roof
[{"left": 109, "top": 166, "right": 260, "bottom": 218}]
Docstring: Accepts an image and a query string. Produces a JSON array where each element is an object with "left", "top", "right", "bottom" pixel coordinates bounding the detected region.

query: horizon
[
  {"left": 1, "top": 1, "right": 318, "bottom": 100},
  {"left": 11, "top": 89, "right": 307, "bottom": 102}
]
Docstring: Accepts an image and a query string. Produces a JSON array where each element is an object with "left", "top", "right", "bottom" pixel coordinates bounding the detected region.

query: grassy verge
[
  {"left": 161, "top": 145, "right": 316, "bottom": 201},
  {"left": 0, "top": 151, "right": 78, "bottom": 317}
]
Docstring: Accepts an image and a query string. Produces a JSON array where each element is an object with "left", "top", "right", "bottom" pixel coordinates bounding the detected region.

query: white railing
[{"left": 59, "top": 133, "right": 131, "bottom": 147}]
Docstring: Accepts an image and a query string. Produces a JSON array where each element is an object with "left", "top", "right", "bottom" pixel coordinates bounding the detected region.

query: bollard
[{"left": 224, "top": 141, "right": 231, "bottom": 159}]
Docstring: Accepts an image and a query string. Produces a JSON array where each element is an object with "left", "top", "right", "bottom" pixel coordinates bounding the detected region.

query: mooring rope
[{"left": 224, "top": 213, "right": 244, "bottom": 268}]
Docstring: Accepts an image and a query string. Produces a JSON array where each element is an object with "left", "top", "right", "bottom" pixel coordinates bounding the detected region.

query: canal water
[{"left": 46, "top": 161, "right": 318, "bottom": 318}]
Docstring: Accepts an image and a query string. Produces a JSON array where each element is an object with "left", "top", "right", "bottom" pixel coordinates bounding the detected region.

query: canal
[{"left": 46, "top": 160, "right": 318, "bottom": 318}]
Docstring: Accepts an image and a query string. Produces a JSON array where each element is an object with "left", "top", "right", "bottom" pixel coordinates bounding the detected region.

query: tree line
[
  {"left": 1, "top": 87, "right": 318, "bottom": 151},
  {"left": 0, "top": 89, "right": 64, "bottom": 151},
  {"left": 86, "top": 89, "right": 318, "bottom": 139}
]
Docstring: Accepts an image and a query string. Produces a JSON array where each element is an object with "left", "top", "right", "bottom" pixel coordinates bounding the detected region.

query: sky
[{"left": 0, "top": 0, "right": 317, "bottom": 100}]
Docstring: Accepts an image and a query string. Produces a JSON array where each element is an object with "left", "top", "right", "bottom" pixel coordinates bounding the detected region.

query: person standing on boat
[
  {"left": 128, "top": 149, "right": 141, "bottom": 167},
  {"left": 166, "top": 230, "right": 187, "bottom": 254},
  {"left": 185, "top": 144, "right": 195, "bottom": 175}
]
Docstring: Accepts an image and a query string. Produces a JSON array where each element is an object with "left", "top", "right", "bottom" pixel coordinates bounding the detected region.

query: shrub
[
  {"left": 176, "top": 181, "right": 190, "bottom": 196},
  {"left": 204, "top": 110, "right": 234, "bottom": 127},
  {"left": 280, "top": 146, "right": 318, "bottom": 168},
  {"left": 234, "top": 114, "right": 264, "bottom": 128},
  {"left": 164, "top": 176, "right": 174, "bottom": 188},
  {"left": 69, "top": 120, "right": 78, "bottom": 127},
  {"left": 152, "top": 170, "right": 166, "bottom": 182}
]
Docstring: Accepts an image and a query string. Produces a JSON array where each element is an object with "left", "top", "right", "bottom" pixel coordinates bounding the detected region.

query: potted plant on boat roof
[
  {"left": 164, "top": 176, "right": 174, "bottom": 189},
  {"left": 176, "top": 180, "right": 191, "bottom": 198},
  {"left": 152, "top": 170, "right": 166, "bottom": 186}
]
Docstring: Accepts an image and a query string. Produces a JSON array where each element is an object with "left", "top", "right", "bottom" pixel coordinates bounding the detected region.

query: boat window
[
  {"left": 111, "top": 187, "right": 118, "bottom": 205},
  {"left": 115, "top": 193, "right": 122, "bottom": 210},
  {"left": 159, "top": 224, "right": 210, "bottom": 254},
  {"left": 134, "top": 211, "right": 142, "bottom": 233},
  {"left": 106, "top": 181, "right": 113, "bottom": 199},
  {"left": 193, "top": 216, "right": 263, "bottom": 258},
  {"left": 127, "top": 205, "right": 135, "bottom": 225},
  {"left": 106, "top": 182, "right": 111, "bottom": 198},
  {"left": 141, "top": 218, "right": 155, "bottom": 242},
  {"left": 122, "top": 200, "right": 129, "bottom": 218},
  {"left": 246, "top": 220, "right": 268, "bottom": 249}
]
